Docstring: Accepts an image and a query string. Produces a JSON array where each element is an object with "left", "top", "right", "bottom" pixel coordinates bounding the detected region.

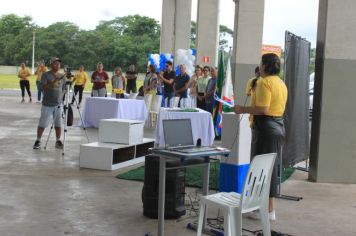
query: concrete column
[
  {"left": 195, "top": 0, "right": 220, "bottom": 66},
  {"left": 174, "top": 0, "right": 192, "bottom": 53},
  {"left": 160, "top": 0, "right": 176, "bottom": 54},
  {"left": 309, "top": 0, "right": 356, "bottom": 183},
  {"left": 160, "top": 0, "right": 192, "bottom": 63},
  {"left": 231, "top": 0, "right": 264, "bottom": 104}
]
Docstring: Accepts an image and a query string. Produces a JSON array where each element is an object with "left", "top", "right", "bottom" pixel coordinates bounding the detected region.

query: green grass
[{"left": 0, "top": 74, "right": 144, "bottom": 92}]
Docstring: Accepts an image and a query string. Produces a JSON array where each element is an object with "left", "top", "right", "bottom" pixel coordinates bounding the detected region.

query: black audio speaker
[{"left": 142, "top": 155, "right": 186, "bottom": 219}]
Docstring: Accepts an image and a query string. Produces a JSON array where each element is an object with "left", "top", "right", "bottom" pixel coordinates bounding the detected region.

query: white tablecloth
[
  {"left": 81, "top": 97, "right": 148, "bottom": 128},
  {"left": 155, "top": 108, "right": 215, "bottom": 147}
]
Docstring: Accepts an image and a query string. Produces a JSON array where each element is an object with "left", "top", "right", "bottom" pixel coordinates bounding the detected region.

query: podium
[{"left": 220, "top": 113, "right": 251, "bottom": 193}]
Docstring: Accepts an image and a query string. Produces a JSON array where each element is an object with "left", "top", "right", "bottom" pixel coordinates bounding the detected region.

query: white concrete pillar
[
  {"left": 160, "top": 0, "right": 192, "bottom": 60},
  {"left": 160, "top": 0, "right": 176, "bottom": 54},
  {"left": 174, "top": 0, "right": 192, "bottom": 53},
  {"left": 231, "top": 0, "right": 265, "bottom": 104},
  {"left": 195, "top": 0, "right": 220, "bottom": 66},
  {"left": 309, "top": 0, "right": 356, "bottom": 183}
]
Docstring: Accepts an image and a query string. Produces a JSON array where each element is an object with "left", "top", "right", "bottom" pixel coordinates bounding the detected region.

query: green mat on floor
[{"left": 116, "top": 161, "right": 295, "bottom": 190}]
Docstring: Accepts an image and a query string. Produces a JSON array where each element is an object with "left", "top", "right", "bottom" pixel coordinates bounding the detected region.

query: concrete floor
[{"left": 0, "top": 90, "right": 356, "bottom": 236}]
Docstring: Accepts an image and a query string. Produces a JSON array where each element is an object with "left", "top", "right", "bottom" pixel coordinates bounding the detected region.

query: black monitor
[{"left": 162, "top": 119, "right": 194, "bottom": 147}]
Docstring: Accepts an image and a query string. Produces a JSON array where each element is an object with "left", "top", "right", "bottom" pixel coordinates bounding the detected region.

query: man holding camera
[{"left": 33, "top": 57, "right": 65, "bottom": 149}]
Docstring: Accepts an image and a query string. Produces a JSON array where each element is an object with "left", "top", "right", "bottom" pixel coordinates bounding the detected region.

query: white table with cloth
[
  {"left": 81, "top": 97, "right": 148, "bottom": 128},
  {"left": 155, "top": 108, "right": 215, "bottom": 147}
]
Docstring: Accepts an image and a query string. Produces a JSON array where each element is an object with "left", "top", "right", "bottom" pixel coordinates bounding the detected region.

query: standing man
[
  {"left": 34, "top": 61, "right": 48, "bottom": 103},
  {"left": 71, "top": 65, "right": 88, "bottom": 105},
  {"left": 91, "top": 62, "right": 109, "bottom": 97},
  {"left": 205, "top": 67, "right": 218, "bottom": 114},
  {"left": 158, "top": 61, "right": 175, "bottom": 107},
  {"left": 174, "top": 64, "right": 190, "bottom": 108},
  {"left": 125, "top": 64, "right": 138, "bottom": 94},
  {"left": 33, "top": 57, "right": 65, "bottom": 149},
  {"left": 18, "top": 63, "right": 32, "bottom": 103}
]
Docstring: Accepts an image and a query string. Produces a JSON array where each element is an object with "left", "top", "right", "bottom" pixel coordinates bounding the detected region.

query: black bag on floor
[
  {"left": 257, "top": 230, "right": 291, "bottom": 236},
  {"left": 67, "top": 104, "right": 73, "bottom": 126}
]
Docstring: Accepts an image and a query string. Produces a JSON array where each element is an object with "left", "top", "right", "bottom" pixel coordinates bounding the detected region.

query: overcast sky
[{"left": 0, "top": 0, "right": 319, "bottom": 47}]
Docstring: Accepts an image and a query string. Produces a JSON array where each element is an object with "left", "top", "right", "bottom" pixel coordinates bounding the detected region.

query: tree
[{"left": 0, "top": 14, "right": 35, "bottom": 65}]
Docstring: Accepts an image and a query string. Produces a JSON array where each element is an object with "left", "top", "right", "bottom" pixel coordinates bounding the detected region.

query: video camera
[{"left": 66, "top": 67, "right": 74, "bottom": 79}]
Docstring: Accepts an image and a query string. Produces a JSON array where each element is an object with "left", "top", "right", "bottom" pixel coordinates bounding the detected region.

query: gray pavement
[{"left": 0, "top": 90, "right": 355, "bottom": 236}]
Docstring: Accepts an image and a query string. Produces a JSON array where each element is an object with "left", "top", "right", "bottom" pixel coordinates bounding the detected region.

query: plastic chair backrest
[
  {"left": 128, "top": 93, "right": 137, "bottom": 99},
  {"left": 240, "top": 153, "right": 277, "bottom": 212},
  {"left": 144, "top": 94, "right": 153, "bottom": 110},
  {"left": 151, "top": 95, "right": 163, "bottom": 113}
]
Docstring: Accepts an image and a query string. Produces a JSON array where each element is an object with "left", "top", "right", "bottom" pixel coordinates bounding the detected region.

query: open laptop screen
[{"left": 162, "top": 119, "right": 194, "bottom": 147}]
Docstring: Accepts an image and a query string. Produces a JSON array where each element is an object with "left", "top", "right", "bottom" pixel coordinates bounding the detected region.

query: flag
[
  {"left": 221, "top": 56, "right": 234, "bottom": 112},
  {"left": 213, "top": 51, "right": 225, "bottom": 137}
]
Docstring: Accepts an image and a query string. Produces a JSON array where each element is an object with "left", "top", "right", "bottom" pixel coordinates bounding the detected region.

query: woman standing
[
  {"left": 187, "top": 65, "right": 202, "bottom": 108},
  {"left": 143, "top": 64, "right": 158, "bottom": 95},
  {"left": 233, "top": 53, "right": 288, "bottom": 221},
  {"left": 18, "top": 63, "right": 32, "bottom": 103},
  {"left": 91, "top": 62, "right": 109, "bottom": 97},
  {"left": 197, "top": 66, "right": 211, "bottom": 110},
  {"left": 112, "top": 67, "right": 126, "bottom": 99},
  {"left": 34, "top": 61, "right": 48, "bottom": 103}
]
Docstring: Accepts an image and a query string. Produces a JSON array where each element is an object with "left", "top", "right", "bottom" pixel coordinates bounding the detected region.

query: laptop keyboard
[{"left": 171, "top": 146, "right": 216, "bottom": 153}]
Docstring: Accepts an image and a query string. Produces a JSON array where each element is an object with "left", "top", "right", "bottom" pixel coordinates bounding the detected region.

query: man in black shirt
[
  {"left": 125, "top": 64, "right": 138, "bottom": 93},
  {"left": 158, "top": 61, "right": 175, "bottom": 107},
  {"left": 174, "top": 64, "right": 190, "bottom": 108}
]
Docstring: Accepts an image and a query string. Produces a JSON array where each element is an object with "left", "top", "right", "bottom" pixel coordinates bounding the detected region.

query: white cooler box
[{"left": 99, "top": 119, "right": 144, "bottom": 144}]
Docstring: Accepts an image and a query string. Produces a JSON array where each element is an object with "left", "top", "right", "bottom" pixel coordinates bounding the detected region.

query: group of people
[
  {"left": 28, "top": 53, "right": 288, "bottom": 223},
  {"left": 143, "top": 61, "right": 218, "bottom": 114}
]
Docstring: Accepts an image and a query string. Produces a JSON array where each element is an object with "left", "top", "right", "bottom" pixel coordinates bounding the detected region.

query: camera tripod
[{"left": 44, "top": 80, "right": 89, "bottom": 155}]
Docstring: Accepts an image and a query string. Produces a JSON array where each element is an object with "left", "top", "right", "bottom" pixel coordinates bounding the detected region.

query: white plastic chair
[
  {"left": 173, "top": 97, "right": 180, "bottom": 108},
  {"left": 150, "top": 95, "right": 163, "bottom": 127},
  {"left": 144, "top": 94, "right": 153, "bottom": 127},
  {"left": 196, "top": 153, "right": 277, "bottom": 236},
  {"left": 128, "top": 93, "right": 137, "bottom": 99}
]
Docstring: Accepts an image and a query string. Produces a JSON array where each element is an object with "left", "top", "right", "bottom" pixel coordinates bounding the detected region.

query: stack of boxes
[{"left": 79, "top": 119, "right": 154, "bottom": 170}]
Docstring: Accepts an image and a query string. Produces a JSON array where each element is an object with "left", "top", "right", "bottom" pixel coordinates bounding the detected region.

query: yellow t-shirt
[
  {"left": 18, "top": 68, "right": 31, "bottom": 80},
  {"left": 73, "top": 71, "right": 88, "bottom": 86},
  {"left": 35, "top": 66, "right": 48, "bottom": 81},
  {"left": 255, "top": 75, "right": 288, "bottom": 117},
  {"left": 197, "top": 76, "right": 209, "bottom": 93}
]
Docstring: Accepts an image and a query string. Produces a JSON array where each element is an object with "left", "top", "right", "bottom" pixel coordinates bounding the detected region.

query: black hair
[
  {"left": 261, "top": 53, "right": 280, "bottom": 75},
  {"left": 166, "top": 61, "right": 173, "bottom": 66},
  {"left": 148, "top": 64, "right": 156, "bottom": 73},
  {"left": 203, "top": 66, "right": 211, "bottom": 72},
  {"left": 255, "top": 66, "right": 260, "bottom": 74}
]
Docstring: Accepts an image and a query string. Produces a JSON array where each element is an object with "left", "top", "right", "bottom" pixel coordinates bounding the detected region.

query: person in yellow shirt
[
  {"left": 34, "top": 61, "right": 48, "bottom": 102},
  {"left": 234, "top": 53, "right": 287, "bottom": 221},
  {"left": 18, "top": 63, "right": 32, "bottom": 103},
  {"left": 71, "top": 65, "right": 88, "bottom": 105}
]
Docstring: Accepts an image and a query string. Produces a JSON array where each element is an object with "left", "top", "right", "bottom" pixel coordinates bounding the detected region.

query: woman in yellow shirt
[
  {"left": 234, "top": 53, "right": 287, "bottom": 221},
  {"left": 71, "top": 65, "right": 88, "bottom": 105},
  {"left": 34, "top": 61, "right": 48, "bottom": 102},
  {"left": 18, "top": 63, "right": 32, "bottom": 103}
]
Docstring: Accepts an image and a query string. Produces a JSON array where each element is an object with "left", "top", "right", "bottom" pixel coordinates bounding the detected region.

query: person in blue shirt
[{"left": 174, "top": 64, "right": 190, "bottom": 108}]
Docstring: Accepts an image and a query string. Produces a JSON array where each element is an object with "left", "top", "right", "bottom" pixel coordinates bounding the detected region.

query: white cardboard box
[
  {"left": 79, "top": 138, "right": 154, "bottom": 170},
  {"left": 99, "top": 119, "right": 144, "bottom": 144}
]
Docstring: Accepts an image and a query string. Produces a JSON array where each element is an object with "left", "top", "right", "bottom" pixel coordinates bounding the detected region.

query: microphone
[{"left": 196, "top": 138, "right": 201, "bottom": 147}]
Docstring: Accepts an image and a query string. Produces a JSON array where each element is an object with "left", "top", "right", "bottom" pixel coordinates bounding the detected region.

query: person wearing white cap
[{"left": 33, "top": 57, "right": 65, "bottom": 150}]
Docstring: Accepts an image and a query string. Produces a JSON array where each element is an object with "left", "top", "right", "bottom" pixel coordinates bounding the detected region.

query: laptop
[{"left": 162, "top": 119, "right": 216, "bottom": 153}]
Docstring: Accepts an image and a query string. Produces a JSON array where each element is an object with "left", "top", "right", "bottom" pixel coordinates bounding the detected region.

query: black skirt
[{"left": 251, "top": 115, "right": 285, "bottom": 197}]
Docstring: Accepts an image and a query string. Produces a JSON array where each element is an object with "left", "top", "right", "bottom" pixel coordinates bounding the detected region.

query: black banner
[{"left": 283, "top": 31, "right": 311, "bottom": 167}]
